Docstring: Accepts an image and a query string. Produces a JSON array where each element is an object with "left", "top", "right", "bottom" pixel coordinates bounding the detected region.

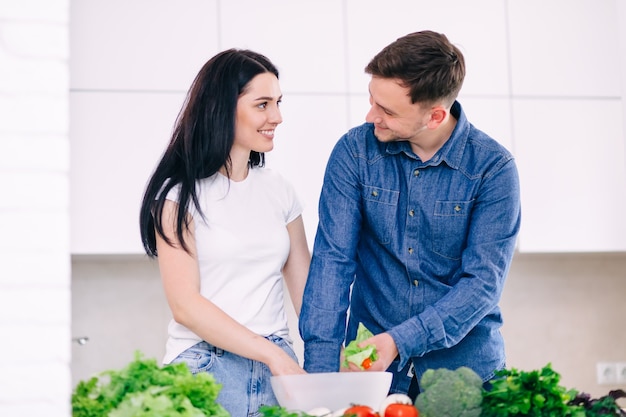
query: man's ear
[{"left": 427, "top": 106, "right": 447, "bottom": 128}]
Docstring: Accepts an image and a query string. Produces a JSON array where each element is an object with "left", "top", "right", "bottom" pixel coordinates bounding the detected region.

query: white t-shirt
[{"left": 162, "top": 168, "right": 303, "bottom": 364}]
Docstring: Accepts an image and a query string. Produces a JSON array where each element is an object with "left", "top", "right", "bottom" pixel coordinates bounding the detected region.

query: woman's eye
[
  {"left": 277, "top": 99, "right": 282, "bottom": 107},
  {"left": 257, "top": 102, "right": 267, "bottom": 109}
]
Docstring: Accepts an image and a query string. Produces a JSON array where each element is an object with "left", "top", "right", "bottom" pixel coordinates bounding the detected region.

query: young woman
[{"left": 139, "top": 49, "right": 310, "bottom": 416}]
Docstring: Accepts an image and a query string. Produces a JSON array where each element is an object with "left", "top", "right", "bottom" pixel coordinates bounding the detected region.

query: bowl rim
[{"left": 271, "top": 370, "right": 392, "bottom": 380}]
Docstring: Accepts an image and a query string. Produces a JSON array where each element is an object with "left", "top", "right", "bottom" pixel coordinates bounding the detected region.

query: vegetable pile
[
  {"left": 72, "top": 352, "right": 229, "bottom": 417},
  {"left": 414, "top": 363, "right": 626, "bottom": 417},
  {"left": 84, "top": 353, "right": 623, "bottom": 417},
  {"left": 261, "top": 363, "right": 625, "bottom": 417},
  {"left": 343, "top": 323, "right": 379, "bottom": 370}
]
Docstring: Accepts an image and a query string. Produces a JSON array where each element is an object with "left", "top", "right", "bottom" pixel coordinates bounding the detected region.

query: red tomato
[
  {"left": 343, "top": 405, "right": 377, "bottom": 417},
  {"left": 361, "top": 357, "right": 373, "bottom": 369},
  {"left": 384, "top": 403, "right": 419, "bottom": 417}
]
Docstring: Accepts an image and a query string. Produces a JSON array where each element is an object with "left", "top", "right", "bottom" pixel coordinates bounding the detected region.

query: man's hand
[{"left": 340, "top": 332, "right": 398, "bottom": 372}]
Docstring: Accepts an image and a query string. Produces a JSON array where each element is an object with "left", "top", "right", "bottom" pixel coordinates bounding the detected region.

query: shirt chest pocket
[
  {"left": 362, "top": 185, "right": 399, "bottom": 245},
  {"left": 433, "top": 200, "right": 474, "bottom": 260}
]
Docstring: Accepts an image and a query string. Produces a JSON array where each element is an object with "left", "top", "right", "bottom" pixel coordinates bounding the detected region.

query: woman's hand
[{"left": 267, "top": 348, "right": 307, "bottom": 376}]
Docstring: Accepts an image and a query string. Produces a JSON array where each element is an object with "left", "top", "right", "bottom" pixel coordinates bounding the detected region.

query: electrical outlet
[
  {"left": 597, "top": 362, "right": 618, "bottom": 385},
  {"left": 616, "top": 362, "right": 626, "bottom": 384}
]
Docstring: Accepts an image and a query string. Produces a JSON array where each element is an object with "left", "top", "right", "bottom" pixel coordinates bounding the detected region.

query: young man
[{"left": 299, "top": 30, "right": 521, "bottom": 398}]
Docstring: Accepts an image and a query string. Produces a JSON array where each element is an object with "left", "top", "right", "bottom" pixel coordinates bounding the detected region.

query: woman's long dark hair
[{"left": 139, "top": 49, "right": 279, "bottom": 257}]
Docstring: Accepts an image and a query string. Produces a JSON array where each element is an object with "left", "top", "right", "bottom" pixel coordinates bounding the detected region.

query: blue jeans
[
  {"left": 388, "top": 359, "right": 414, "bottom": 396},
  {"left": 170, "top": 336, "right": 297, "bottom": 417}
]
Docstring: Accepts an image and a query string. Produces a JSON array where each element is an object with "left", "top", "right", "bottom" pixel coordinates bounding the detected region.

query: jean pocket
[
  {"left": 271, "top": 336, "right": 298, "bottom": 363},
  {"left": 432, "top": 200, "right": 473, "bottom": 260},
  {"left": 170, "top": 342, "right": 217, "bottom": 374},
  {"left": 362, "top": 185, "right": 399, "bottom": 245}
]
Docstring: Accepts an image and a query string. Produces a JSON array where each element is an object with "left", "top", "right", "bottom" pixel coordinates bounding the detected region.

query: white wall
[{"left": 0, "top": 0, "right": 71, "bottom": 416}]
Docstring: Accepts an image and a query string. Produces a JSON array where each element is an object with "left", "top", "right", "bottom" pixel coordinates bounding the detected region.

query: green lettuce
[
  {"left": 71, "top": 351, "right": 228, "bottom": 417},
  {"left": 342, "top": 322, "right": 378, "bottom": 370}
]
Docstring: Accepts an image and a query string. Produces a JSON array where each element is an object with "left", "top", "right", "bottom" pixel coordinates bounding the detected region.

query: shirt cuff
[
  {"left": 388, "top": 311, "right": 440, "bottom": 369},
  {"left": 303, "top": 340, "right": 341, "bottom": 373}
]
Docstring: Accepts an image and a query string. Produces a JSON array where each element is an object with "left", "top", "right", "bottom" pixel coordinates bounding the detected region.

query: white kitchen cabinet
[
  {"left": 513, "top": 99, "right": 626, "bottom": 252},
  {"left": 69, "top": 0, "right": 219, "bottom": 254},
  {"left": 220, "top": 0, "right": 347, "bottom": 94},
  {"left": 70, "top": 91, "right": 185, "bottom": 254},
  {"left": 69, "top": 0, "right": 626, "bottom": 254},
  {"left": 507, "top": 0, "right": 626, "bottom": 252},
  {"left": 70, "top": 0, "right": 219, "bottom": 92},
  {"left": 507, "top": 0, "right": 621, "bottom": 98}
]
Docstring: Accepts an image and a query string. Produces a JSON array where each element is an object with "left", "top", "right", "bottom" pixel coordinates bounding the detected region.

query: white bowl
[{"left": 271, "top": 371, "right": 392, "bottom": 413}]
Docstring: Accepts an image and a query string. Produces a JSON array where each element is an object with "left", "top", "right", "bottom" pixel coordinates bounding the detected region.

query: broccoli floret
[{"left": 414, "top": 367, "right": 484, "bottom": 417}]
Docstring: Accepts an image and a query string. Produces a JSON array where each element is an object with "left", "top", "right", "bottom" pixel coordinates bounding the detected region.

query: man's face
[{"left": 365, "top": 76, "right": 432, "bottom": 143}]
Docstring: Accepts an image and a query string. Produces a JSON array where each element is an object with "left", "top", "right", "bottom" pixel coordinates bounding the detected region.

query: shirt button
[
  {"left": 408, "top": 247, "right": 414, "bottom": 254},
  {"left": 413, "top": 169, "right": 420, "bottom": 176},
  {"left": 409, "top": 209, "right": 414, "bottom": 217},
  {"left": 372, "top": 190, "right": 378, "bottom": 197},
  {"left": 413, "top": 280, "right": 418, "bottom": 286}
]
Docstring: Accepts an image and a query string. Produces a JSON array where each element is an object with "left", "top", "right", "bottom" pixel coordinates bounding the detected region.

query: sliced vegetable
[{"left": 343, "top": 323, "right": 379, "bottom": 370}]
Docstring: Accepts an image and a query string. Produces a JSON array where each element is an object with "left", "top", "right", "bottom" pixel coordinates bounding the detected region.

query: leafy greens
[
  {"left": 72, "top": 351, "right": 229, "bottom": 417},
  {"left": 342, "top": 322, "right": 378, "bottom": 370}
]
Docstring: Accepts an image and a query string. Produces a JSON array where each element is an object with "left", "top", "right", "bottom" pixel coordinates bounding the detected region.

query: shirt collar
[{"left": 384, "top": 100, "right": 469, "bottom": 169}]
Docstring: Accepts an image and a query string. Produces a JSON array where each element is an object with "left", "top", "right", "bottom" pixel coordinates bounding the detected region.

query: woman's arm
[
  {"left": 156, "top": 200, "right": 305, "bottom": 375},
  {"left": 282, "top": 215, "right": 311, "bottom": 317}
]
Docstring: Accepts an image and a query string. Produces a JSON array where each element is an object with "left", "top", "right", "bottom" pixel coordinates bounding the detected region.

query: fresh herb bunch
[
  {"left": 569, "top": 389, "right": 626, "bottom": 417},
  {"left": 72, "top": 351, "right": 229, "bottom": 417},
  {"left": 481, "top": 363, "right": 584, "bottom": 417}
]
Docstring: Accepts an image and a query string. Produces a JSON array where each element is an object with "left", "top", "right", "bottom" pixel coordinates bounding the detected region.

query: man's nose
[{"left": 365, "top": 106, "right": 381, "bottom": 124}]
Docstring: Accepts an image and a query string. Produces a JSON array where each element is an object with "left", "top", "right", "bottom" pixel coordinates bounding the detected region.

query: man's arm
[{"left": 299, "top": 135, "right": 363, "bottom": 372}]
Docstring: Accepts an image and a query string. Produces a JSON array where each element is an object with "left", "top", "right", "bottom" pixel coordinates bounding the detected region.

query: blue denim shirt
[{"left": 299, "top": 101, "right": 521, "bottom": 383}]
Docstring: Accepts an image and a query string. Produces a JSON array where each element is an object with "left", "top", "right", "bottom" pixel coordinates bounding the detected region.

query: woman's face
[{"left": 233, "top": 72, "right": 283, "bottom": 155}]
